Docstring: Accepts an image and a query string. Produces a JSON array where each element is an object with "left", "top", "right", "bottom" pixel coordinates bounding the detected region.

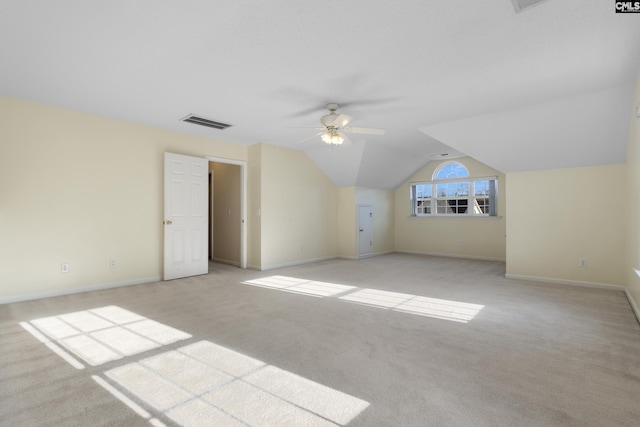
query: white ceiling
[{"left": 2, "top": 1, "right": 639, "bottom": 188}]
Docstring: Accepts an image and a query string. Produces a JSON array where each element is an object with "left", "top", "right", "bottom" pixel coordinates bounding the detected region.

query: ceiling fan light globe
[{"left": 321, "top": 132, "right": 343, "bottom": 145}]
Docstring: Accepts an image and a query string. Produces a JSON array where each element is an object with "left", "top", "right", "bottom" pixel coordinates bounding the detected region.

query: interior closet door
[{"left": 163, "top": 152, "right": 208, "bottom": 280}]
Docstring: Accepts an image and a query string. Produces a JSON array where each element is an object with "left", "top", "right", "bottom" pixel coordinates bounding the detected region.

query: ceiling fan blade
[
  {"left": 340, "top": 132, "right": 353, "bottom": 146},
  {"left": 342, "top": 127, "right": 385, "bottom": 135},
  {"left": 331, "top": 114, "right": 352, "bottom": 128},
  {"left": 297, "top": 132, "right": 324, "bottom": 144}
]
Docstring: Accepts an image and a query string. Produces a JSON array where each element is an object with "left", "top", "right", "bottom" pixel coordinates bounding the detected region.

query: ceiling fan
[{"left": 298, "top": 103, "right": 385, "bottom": 146}]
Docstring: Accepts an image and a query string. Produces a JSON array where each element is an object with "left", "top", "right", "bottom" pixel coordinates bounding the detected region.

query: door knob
[
  {"left": 359, "top": 229, "right": 363, "bottom": 232},
  {"left": 164, "top": 220, "right": 172, "bottom": 225}
]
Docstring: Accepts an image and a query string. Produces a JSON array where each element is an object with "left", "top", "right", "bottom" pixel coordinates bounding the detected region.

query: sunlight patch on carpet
[
  {"left": 240, "top": 276, "right": 484, "bottom": 323},
  {"left": 23, "top": 306, "right": 191, "bottom": 366},
  {"left": 22, "top": 307, "right": 370, "bottom": 425},
  {"left": 92, "top": 375, "right": 167, "bottom": 427},
  {"left": 243, "top": 276, "right": 356, "bottom": 297},
  {"left": 339, "top": 288, "right": 414, "bottom": 308},
  {"left": 340, "top": 289, "right": 484, "bottom": 323},
  {"left": 105, "top": 340, "right": 369, "bottom": 426},
  {"left": 243, "top": 365, "right": 370, "bottom": 425},
  {"left": 166, "top": 398, "right": 245, "bottom": 427}
]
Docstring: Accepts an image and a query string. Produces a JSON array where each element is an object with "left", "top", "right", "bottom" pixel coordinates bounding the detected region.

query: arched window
[
  {"left": 433, "top": 162, "right": 469, "bottom": 180},
  {"left": 410, "top": 161, "right": 497, "bottom": 217}
]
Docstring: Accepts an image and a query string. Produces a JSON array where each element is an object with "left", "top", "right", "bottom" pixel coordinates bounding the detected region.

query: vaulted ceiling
[{"left": 2, "top": 1, "right": 639, "bottom": 188}]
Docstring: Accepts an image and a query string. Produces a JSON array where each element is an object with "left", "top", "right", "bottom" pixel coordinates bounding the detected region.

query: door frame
[{"left": 206, "top": 155, "right": 247, "bottom": 269}]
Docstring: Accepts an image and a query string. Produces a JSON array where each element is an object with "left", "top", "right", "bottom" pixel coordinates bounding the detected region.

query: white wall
[
  {"left": 0, "top": 97, "right": 247, "bottom": 301},
  {"left": 394, "top": 157, "right": 506, "bottom": 261},
  {"left": 506, "top": 164, "right": 626, "bottom": 287}
]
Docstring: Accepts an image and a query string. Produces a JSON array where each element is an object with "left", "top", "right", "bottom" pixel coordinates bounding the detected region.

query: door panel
[
  {"left": 358, "top": 205, "right": 372, "bottom": 257},
  {"left": 164, "top": 153, "right": 208, "bottom": 280}
]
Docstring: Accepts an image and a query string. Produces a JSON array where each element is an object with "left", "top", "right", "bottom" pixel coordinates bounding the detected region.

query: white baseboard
[
  {"left": 625, "top": 288, "right": 640, "bottom": 324},
  {"left": 338, "top": 250, "right": 395, "bottom": 261},
  {"left": 396, "top": 250, "right": 506, "bottom": 263},
  {"left": 262, "top": 251, "right": 396, "bottom": 268},
  {"left": 259, "top": 256, "right": 338, "bottom": 271},
  {"left": 0, "top": 276, "right": 162, "bottom": 305},
  {"left": 357, "top": 250, "right": 395, "bottom": 259},
  {"left": 504, "top": 273, "right": 625, "bottom": 292}
]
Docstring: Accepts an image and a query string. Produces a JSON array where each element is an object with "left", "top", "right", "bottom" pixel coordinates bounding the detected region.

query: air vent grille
[
  {"left": 511, "top": 0, "right": 551, "bottom": 13},
  {"left": 181, "top": 114, "right": 232, "bottom": 130}
]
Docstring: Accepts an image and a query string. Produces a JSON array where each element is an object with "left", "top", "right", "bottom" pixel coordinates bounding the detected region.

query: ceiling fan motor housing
[
  {"left": 320, "top": 103, "right": 340, "bottom": 127},
  {"left": 321, "top": 113, "right": 339, "bottom": 127}
]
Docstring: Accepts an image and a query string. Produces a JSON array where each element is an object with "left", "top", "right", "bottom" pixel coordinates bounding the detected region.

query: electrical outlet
[
  {"left": 61, "top": 263, "right": 69, "bottom": 273},
  {"left": 299, "top": 245, "right": 303, "bottom": 253},
  {"left": 578, "top": 258, "right": 588, "bottom": 268},
  {"left": 110, "top": 259, "right": 116, "bottom": 269}
]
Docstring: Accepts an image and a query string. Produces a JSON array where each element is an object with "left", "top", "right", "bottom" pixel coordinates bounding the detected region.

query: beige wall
[
  {"left": 6, "top": 90, "right": 639, "bottom": 304},
  {"left": 394, "top": 157, "right": 506, "bottom": 261},
  {"left": 337, "top": 187, "right": 356, "bottom": 257},
  {"left": 337, "top": 187, "right": 395, "bottom": 258},
  {"left": 626, "top": 73, "right": 640, "bottom": 307},
  {"left": 506, "top": 164, "right": 626, "bottom": 286},
  {"left": 210, "top": 162, "right": 241, "bottom": 266},
  {"left": 355, "top": 187, "right": 395, "bottom": 256},
  {"left": 0, "top": 97, "right": 247, "bottom": 301},
  {"left": 247, "top": 144, "right": 262, "bottom": 269},
  {"left": 258, "top": 144, "right": 338, "bottom": 269}
]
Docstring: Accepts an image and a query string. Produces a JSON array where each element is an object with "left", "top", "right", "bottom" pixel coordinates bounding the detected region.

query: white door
[
  {"left": 358, "top": 205, "right": 372, "bottom": 257},
  {"left": 164, "top": 153, "right": 208, "bottom": 280}
]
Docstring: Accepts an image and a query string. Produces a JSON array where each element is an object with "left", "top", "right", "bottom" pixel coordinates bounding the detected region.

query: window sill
[{"left": 408, "top": 215, "right": 503, "bottom": 220}]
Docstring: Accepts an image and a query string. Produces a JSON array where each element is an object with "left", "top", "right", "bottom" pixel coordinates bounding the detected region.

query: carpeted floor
[{"left": 1, "top": 253, "right": 640, "bottom": 426}]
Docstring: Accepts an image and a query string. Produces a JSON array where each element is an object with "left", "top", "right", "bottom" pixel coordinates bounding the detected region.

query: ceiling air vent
[
  {"left": 181, "top": 114, "right": 232, "bottom": 130},
  {"left": 511, "top": 0, "right": 551, "bottom": 13}
]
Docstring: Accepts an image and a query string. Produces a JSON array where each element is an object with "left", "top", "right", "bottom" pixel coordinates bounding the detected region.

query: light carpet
[{"left": 1, "top": 253, "right": 640, "bottom": 426}]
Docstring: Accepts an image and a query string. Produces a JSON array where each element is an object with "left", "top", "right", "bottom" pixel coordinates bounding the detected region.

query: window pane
[
  {"left": 474, "top": 180, "right": 489, "bottom": 196},
  {"left": 452, "top": 199, "right": 468, "bottom": 214},
  {"left": 417, "top": 201, "right": 431, "bottom": 215},
  {"left": 436, "top": 199, "right": 468, "bottom": 214},
  {"left": 417, "top": 200, "right": 427, "bottom": 214},
  {"left": 474, "top": 197, "right": 489, "bottom": 214},
  {"left": 414, "top": 184, "right": 432, "bottom": 215},
  {"left": 416, "top": 184, "right": 432, "bottom": 199},
  {"left": 436, "top": 182, "right": 469, "bottom": 197},
  {"left": 436, "top": 200, "right": 448, "bottom": 214},
  {"left": 435, "top": 163, "right": 469, "bottom": 179}
]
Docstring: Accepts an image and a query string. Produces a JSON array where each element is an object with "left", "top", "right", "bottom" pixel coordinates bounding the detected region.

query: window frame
[{"left": 410, "top": 173, "right": 498, "bottom": 218}]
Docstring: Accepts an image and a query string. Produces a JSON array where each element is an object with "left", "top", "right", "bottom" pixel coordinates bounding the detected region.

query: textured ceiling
[{"left": 2, "top": 1, "right": 639, "bottom": 188}]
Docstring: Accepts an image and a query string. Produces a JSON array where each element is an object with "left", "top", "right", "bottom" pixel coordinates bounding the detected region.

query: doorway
[{"left": 207, "top": 157, "right": 247, "bottom": 269}]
